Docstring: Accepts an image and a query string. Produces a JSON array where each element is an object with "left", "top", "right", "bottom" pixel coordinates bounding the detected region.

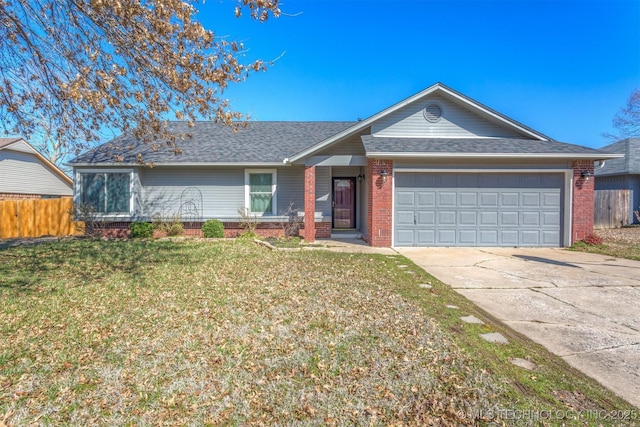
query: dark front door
[{"left": 333, "top": 178, "right": 356, "bottom": 229}]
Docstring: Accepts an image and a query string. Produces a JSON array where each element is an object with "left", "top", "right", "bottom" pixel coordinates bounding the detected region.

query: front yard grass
[{"left": 0, "top": 239, "right": 636, "bottom": 426}]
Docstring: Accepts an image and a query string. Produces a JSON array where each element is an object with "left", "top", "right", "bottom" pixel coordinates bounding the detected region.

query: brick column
[
  {"left": 571, "top": 160, "right": 595, "bottom": 243},
  {"left": 304, "top": 165, "right": 316, "bottom": 242},
  {"left": 366, "top": 158, "right": 393, "bottom": 247}
]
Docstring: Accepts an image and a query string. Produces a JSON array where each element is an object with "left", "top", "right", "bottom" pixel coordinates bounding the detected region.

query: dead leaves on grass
[{"left": 0, "top": 240, "right": 498, "bottom": 425}]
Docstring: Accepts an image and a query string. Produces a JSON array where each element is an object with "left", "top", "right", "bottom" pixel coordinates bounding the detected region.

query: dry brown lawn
[{"left": 1, "top": 238, "right": 635, "bottom": 426}]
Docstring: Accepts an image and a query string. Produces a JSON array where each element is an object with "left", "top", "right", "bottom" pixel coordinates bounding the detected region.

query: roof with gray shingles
[
  {"left": 361, "top": 135, "right": 609, "bottom": 156},
  {"left": 69, "top": 121, "right": 356, "bottom": 164},
  {"left": 595, "top": 138, "right": 640, "bottom": 176},
  {"left": 0, "top": 138, "right": 22, "bottom": 149}
]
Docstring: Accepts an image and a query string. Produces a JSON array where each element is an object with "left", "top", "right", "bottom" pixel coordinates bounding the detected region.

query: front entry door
[{"left": 333, "top": 178, "right": 356, "bottom": 229}]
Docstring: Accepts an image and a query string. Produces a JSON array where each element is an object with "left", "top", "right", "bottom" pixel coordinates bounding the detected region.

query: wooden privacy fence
[
  {"left": 0, "top": 197, "right": 81, "bottom": 239},
  {"left": 594, "top": 189, "right": 631, "bottom": 229}
]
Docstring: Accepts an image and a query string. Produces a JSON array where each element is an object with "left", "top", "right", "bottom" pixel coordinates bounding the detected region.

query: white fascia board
[{"left": 365, "top": 152, "right": 625, "bottom": 160}]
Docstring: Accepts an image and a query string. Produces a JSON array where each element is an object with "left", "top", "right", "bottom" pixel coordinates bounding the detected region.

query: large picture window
[
  {"left": 245, "top": 169, "right": 276, "bottom": 215},
  {"left": 80, "top": 172, "right": 131, "bottom": 214}
]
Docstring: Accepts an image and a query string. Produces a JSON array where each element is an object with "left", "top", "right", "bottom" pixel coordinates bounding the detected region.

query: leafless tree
[
  {"left": 0, "top": 0, "right": 280, "bottom": 163},
  {"left": 603, "top": 88, "right": 640, "bottom": 142}
]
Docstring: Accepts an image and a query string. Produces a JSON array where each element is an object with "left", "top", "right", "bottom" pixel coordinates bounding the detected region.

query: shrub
[
  {"left": 166, "top": 222, "right": 184, "bottom": 236},
  {"left": 130, "top": 221, "right": 154, "bottom": 238},
  {"left": 202, "top": 219, "right": 225, "bottom": 238},
  {"left": 583, "top": 233, "right": 604, "bottom": 246},
  {"left": 153, "top": 212, "right": 184, "bottom": 236}
]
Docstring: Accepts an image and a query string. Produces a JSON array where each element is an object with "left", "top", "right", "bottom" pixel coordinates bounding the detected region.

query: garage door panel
[
  {"left": 479, "top": 230, "right": 498, "bottom": 245},
  {"left": 437, "top": 229, "right": 456, "bottom": 244},
  {"left": 459, "top": 192, "right": 477, "bottom": 206},
  {"left": 396, "top": 229, "right": 416, "bottom": 246},
  {"left": 438, "top": 192, "right": 456, "bottom": 206},
  {"left": 502, "top": 193, "right": 519, "bottom": 206},
  {"left": 543, "top": 192, "right": 560, "bottom": 207},
  {"left": 542, "top": 231, "right": 560, "bottom": 245},
  {"left": 437, "top": 211, "right": 456, "bottom": 225},
  {"left": 459, "top": 211, "right": 477, "bottom": 225},
  {"left": 417, "top": 192, "right": 436, "bottom": 207},
  {"left": 480, "top": 192, "right": 498, "bottom": 207},
  {"left": 394, "top": 173, "right": 564, "bottom": 247},
  {"left": 396, "top": 191, "right": 415, "bottom": 207},
  {"left": 500, "top": 212, "right": 518, "bottom": 226},
  {"left": 459, "top": 230, "right": 477, "bottom": 244},
  {"left": 396, "top": 210, "right": 415, "bottom": 225},
  {"left": 479, "top": 211, "right": 498, "bottom": 226},
  {"left": 417, "top": 211, "right": 435, "bottom": 226},
  {"left": 521, "top": 231, "right": 540, "bottom": 245},
  {"left": 542, "top": 211, "right": 560, "bottom": 226},
  {"left": 416, "top": 229, "right": 435, "bottom": 245},
  {"left": 522, "top": 192, "right": 541, "bottom": 206},
  {"left": 521, "top": 211, "right": 541, "bottom": 226},
  {"left": 500, "top": 230, "right": 518, "bottom": 245}
]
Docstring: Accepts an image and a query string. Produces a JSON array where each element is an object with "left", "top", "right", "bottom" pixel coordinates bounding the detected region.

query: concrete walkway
[{"left": 397, "top": 247, "right": 640, "bottom": 408}]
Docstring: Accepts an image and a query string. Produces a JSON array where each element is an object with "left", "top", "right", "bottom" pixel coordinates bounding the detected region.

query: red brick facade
[
  {"left": 571, "top": 160, "right": 595, "bottom": 243},
  {"left": 315, "top": 221, "right": 331, "bottom": 238},
  {"left": 366, "top": 158, "right": 393, "bottom": 247},
  {"left": 303, "top": 165, "right": 316, "bottom": 242}
]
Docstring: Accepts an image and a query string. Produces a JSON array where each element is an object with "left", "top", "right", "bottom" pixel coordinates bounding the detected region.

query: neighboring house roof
[
  {"left": 0, "top": 138, "right": 22, "bottom": 149},
  {"left": 69, "top": 121, "right": 355, "bottom": 166},
  {"left": 0, "top": 137, "right": 73, "bottom": 187},
  {"left": 361, "top": 136, "right": 611, "bottom": 159},
  {"left": 595, "top": 138, "right": 640, "bottom": 176}
]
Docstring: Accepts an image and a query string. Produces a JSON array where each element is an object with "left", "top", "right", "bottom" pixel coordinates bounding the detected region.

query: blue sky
[{"left": 200, "top": 0, "right": 640, "bottom": 148}]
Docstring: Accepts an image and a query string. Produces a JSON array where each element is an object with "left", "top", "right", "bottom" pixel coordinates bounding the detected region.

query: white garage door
[{"left": 394, "top": 173, "right": 564, "bottom": 247}]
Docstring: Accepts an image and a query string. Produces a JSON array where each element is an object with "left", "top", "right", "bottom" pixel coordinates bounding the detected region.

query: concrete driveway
[{"left": 396, "top": 247, "right": 640, "bottom": 408}]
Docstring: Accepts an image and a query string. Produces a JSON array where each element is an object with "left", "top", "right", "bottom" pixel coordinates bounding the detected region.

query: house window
[
  {"left": 245, "top": 169, "right": 277, "bottom": 215},
  {"left": 80, "top": 172, "right": 131, "bottom": 214}
]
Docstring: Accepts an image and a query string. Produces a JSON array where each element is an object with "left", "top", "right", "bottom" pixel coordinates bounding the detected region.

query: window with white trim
[
  {"left": 79, "top": 172, "right": 132, "bottom": 214},
  {"left": 245, "top": 169, "right": 277, "bottom": 215}
]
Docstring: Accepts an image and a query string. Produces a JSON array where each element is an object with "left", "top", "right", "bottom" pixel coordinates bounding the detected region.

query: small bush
[
  {"left": 153, "top": 212, "right": 184, "bottom": 236},
  {"left": 130, "top": 222, "right": 154, "bottom": 238},
  {"left": 202, "top": 219, "right": 225, "bottom": 238},
  {"left": 166, "top": 222, "right": 184, "bottom": 236},
  {"left": 582, "top": 233, "right": 604, "bottom": 246}
]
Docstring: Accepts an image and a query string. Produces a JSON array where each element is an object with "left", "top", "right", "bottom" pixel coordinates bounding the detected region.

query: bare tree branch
[
  {"left": 0, "top": 0, "right": 281, "bottom": 164},
  {"left": 603, "top": 88, "right": 640, "bottom": 143}
]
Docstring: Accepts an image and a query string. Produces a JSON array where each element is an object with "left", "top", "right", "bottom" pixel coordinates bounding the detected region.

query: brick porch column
[
  {"left": 304, "top": 165, "right": 316, "bottom": 242},
  {"left": 571, "top": 160, "right": 595, "bottom": 243},
  {"left": 366, "top": 158, "right": 393, "bottom": 247}
]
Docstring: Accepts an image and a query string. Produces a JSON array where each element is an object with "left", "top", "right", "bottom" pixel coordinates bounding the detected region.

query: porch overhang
[{"left": 303, "top": 155, "right": 368, "bottom": 167}]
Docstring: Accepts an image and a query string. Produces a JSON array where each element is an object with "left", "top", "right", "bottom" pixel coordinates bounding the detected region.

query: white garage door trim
[{"left": 392, "top": 169, "right": 573, "bottom": 247}]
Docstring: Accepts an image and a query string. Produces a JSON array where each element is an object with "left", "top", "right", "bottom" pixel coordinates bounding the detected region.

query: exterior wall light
[
  {"left": 581, "top": 170, "right": 592, "bottom": 181},
  {"left": 357, "top": 174, "right": 366, "bottom": 182},
  {"left": 380, "top": 170, "right": 389, "bottom": 183}
]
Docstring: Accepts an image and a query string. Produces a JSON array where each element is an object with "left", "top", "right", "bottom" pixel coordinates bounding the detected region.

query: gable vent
[{"left": 424, "top": 104, "right": 442, "bottom": 123}]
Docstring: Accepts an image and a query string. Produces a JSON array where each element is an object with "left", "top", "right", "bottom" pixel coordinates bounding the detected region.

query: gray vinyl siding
[
  {"left": 139, "top": 166, "right": 305, "bottom": 220},
  {"left": 315, "top": 132, "right": 367, "bottom": 156},
  {"left": 0, "top": 149, "right": 72, "bottom": 196},
  {"left": 277, "top": 167, "right": 304, "bottom": 214},
  {"left": 371, "top": 94, "right": 526, "bottom": 139},
  {"left": 315, "top": 167, "right": 331, "bottom": 218}
]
